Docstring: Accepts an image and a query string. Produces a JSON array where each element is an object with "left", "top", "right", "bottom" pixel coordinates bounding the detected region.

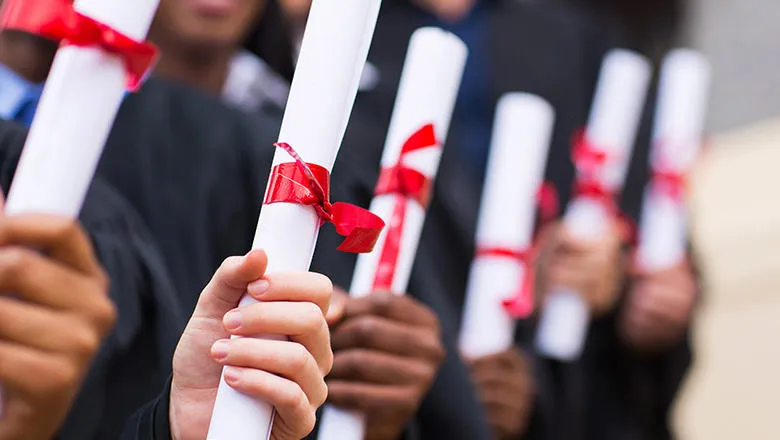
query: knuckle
[
  {"left": 311, "top": 272, "right": 333, "bottom": 298},
  {"left": 300, "top": 408, "right": 317, "bottom": 436},
  {"left": 93, "top": 298, "right": 117, "bottom": 335},
  {"left": 351, "top": 317, "right": 377, "bottom": 347},
  {"left": 52, "top": 219, "right": 80, "bottom": 243},
  {"left": 70, "top": 324, "right": 102, "bottom": 359},
  {"left": 369, "top": 292, "right": 394, "bottom": 315},
  {"left": 44, "top": 359, "right": 81, "bottom": 394},
  {"left": 288, "top": 342, "right": 312, "bottom": 372},
  {"left": 312, "top": 376, "right": 328, "bottom": 407},
  {"left": 278, "top": 381, "right": 306, "bottom": 410},
  {"left": 334, "top": 350, "right": 362, "bottom": 379},
  {"left": 300, "top": 302, "right": 325, "bottom": 334},
  {"left": 0, "top": 248, "right": 30, "bottom": 282}
]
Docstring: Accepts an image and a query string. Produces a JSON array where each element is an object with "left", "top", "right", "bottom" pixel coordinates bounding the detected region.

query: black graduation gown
[
  {"left": 0, "top": 119, "right": 184, "bottom": 440},
  {"left": 320, "top": 2, "right": 693, "bottom": 440},
  {"left": 96, "top": 78, "right": 273, "bottom": 313}
]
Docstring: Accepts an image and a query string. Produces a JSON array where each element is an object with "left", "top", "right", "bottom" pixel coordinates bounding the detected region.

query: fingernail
[
  {"left": 223, "top": 310, "right": 242, "bottom": 330},
  {"left": 247, "top": 279, "right": 270, "bottom": 297},
  {"left": 224, "top": 366, "right": 241, "bottom": 384},
  {"left": 211, "top": 340, "right": 230, "bottom": 361}
]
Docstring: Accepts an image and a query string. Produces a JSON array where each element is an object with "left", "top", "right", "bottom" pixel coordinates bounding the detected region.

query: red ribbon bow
[
  {"left": 371, "top": 123, "right": 439, "bottom": 291},
  {"left": 571, "top": 129, "right": 638, "bottom": 244},
  {"left": 0, "top": 0, "right": 158, "bottom": 91},
  {"left": 475, "top": 246, "right": 537, "bottom": 319},
  {"left": 264, "top": 142, "right": 385, "bottom": 253},
  {"left": 571, "top": 129, "right": 619, "bottom": 211}
]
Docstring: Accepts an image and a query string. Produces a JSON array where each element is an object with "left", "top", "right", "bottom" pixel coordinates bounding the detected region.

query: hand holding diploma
[
  {"left": 169, "top": 250, "right": 333, "bottom": 440},
  {"left": 534, "top": 49, "right": 652, "bottom": 361},
  {"left": 0, "top": 0, "right": 159, "bottom": 420},
  {"left": 620, "top": 49, "right": 710, "bottom": 352},
  {"left": 206, "top": 0, "right": 384, "bottom": 437},
  {"left": 0, "top": 195, "right": 116, "bottom": 440},
  {"left": 323, "top": 287, "right": 445, "bottom": 440},
  {"left": 457, "top": 93, "right": 554, "bottom": 440}
]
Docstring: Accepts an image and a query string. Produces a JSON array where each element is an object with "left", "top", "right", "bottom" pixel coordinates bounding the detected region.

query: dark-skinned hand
[
  {"left": 326, "top": 288, "right": 446, "bottom": 440},
  {"left": 619, "top": 261, "right": 697, "bottom": 352},
  {"left": 467, "top": 347, "right": 535, "bottom": 440}
]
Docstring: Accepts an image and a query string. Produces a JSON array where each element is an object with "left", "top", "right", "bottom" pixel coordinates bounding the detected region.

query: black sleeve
[
  {"left": 120, "top": 378, "right": 173, "bottom": 440},
  {"left": 56, "top": 183, "right": 185, "bottom": 440}
]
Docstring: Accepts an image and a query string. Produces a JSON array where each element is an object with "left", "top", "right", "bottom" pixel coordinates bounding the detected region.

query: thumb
[{"left": 193, "top": 249, "right": 269, "bottom": 320}]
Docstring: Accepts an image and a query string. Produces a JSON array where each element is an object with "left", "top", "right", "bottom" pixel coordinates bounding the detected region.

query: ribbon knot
[
  {"left": 264, "top": 142, "right": 385, "bottom": 253},
  {"left": 372, "top": 123, "right": 439, "bottom": 291},
  {"left": 651, "top": 168, "right": 687, "bottom": 201},
  {"left": 571, "top": 129, "right": 619, "bottom": 210},
  {"left": 0, "top": 0, "right": 158, "bottom": 91},
  {"left": 475, "top": 247, "right": 537, "bottom": 319}
]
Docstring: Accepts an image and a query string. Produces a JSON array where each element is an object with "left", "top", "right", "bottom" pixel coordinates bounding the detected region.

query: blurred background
[{"left": 674, "top": 0, "right": 780, "bottom": 439}]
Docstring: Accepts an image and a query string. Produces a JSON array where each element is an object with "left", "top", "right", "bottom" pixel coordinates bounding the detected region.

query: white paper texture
[
  {"left": 535, "top": 49, "right": 652, "bottom": 361},
  {"left": 458, "top": 93, "right": 554, "bottom": 359},
  {"left": 316, "top": 27, "right": 467, "bottom": 440},
  {"left": 636, "top": 49, "right": 710, "bottom": 271},
  {"left": 0, "top": 0, "right": 159, "bottom": 419},
  {"left": 206, "top": 0, "right": 382, "bottom": 438}
]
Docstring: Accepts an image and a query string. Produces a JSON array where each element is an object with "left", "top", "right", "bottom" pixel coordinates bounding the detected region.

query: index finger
[
  {"left": 344, "top": 291, "right": 439, "bottom": 328},
  {"left": 0, "top": 214, "right": 99, "bottom": 276}
]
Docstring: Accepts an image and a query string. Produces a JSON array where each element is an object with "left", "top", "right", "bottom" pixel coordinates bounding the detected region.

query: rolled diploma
[
  {"left": 458, "top": 93, "right": 555, "bottom": 360},
  {"left": 0, "top": 0, "right": 159, "bottom": 418},
  {"left": 636, "top": 49, "right": 710, "bottom": 271},
  {"left": 535, "top": 49, "right": 652, "bottom": 361},
  {"left": 206, "top": 0, "right": 382, "bottom": 439},
  {"left": 316, "top": 27, "right": 467, "bottom": 440}
]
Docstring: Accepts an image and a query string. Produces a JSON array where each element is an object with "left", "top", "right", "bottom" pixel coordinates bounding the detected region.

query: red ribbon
[
  {"left": 264, "top": 142, "right": 385, "bottom": 253},
  {"left": 649, "top": 140, "right": 690, "bottom": 201},
  {"left": 475, "top": 246, "right": 537, "bottom": 319},
  {"left": 0, "top": 0, "right": 158, "bottom": 91},
  {"left": 371, "top": 123, "right": 439, "bottom": 291},
  {"left": 571, "top": 129, "right": 639, "bottom": 244},
  {"left": 571, "top": 129, "right": 619, "bottom": 211},
  {"left": 537, "top": 180, "right": 560, "bottom": 223},
  {"left": 651, "top": 168, "right": 686, "bottom": 201}
]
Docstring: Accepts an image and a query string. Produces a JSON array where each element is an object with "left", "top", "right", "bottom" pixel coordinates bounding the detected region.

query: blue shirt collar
[{"left": 0, "top": 63, "right": 44, "bottom": 124}]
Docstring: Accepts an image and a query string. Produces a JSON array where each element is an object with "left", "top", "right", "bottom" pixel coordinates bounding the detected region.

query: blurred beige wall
[{"left": 673, "top": 117, "right": 780, "bottom": 440}]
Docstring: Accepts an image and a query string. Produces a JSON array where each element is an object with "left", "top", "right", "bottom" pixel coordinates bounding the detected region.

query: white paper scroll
[
  {"left": 0, "top": 0, "right": 159, "bottom": 419},
  {"left": 206, "top": 0, "right": 382, "bottom": 439},
  {"left": 458, "top": 93, "right": 555, "bottom": 359},
  {"left": 534, "top": 49, "right": 652, "bottom": 361},
  {"left": 316, "top": 27, "right": 467, "bottom": 440},
  {"left": 636, "top": 50, "right": 710, "bottom": 271}
]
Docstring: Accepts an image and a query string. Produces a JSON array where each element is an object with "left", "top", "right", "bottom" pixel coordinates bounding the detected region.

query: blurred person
[
  {"left": 0, "top": 29, "right": 54, "bottom": 126},
  {"left": 149, "top": 0, "right": 295, "bottom": 113}
]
